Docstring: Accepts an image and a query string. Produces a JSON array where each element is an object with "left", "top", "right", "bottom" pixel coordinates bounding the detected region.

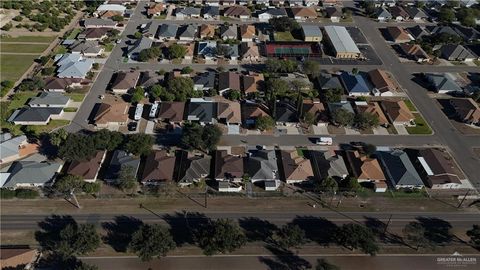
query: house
[
  {"left": 317, "top": 73, "right": 342, "bottom": 90},
  {"left": 246, "top": 150, "right": 279, "bottom": 187},
  {"left": 83, "top": 18, "right": 117, "bottom": 28},
  {"left": 425, "top": 73, "right": 462, "bottom": 94},
  {"left": 176, "top": 151, "right": 211, "bottom": 187},
  {"left": 0, "top": 134, "right": 37, "bottom": 164},
  {"left": 218, "top": 181, "right": 243, "bottom": 192},
  {"left": 1, "top": 161, "right": 62, "bottom": 189},
  {"left": 240, "top": 42, "right": 260, "bottom": 61},
  {"left": 450, "top": 98, "right": 480, "bottom": 126},
  {"left": 194, "top": 71, "right": 216, "bottom": 91},
  {"left": 258, "top": 8, "right": 288, "bottom": 22},
  {"left": 157, "top": 102, "right": 186, "bottom": 124},
  {"left": 279, "top": 73, "right": 313, "bottom": 93},
  {"left": 355, "top": 101, "right": 389, "bottom": 126},
  {"left": 218, "top": 72, "right": 242, "bottom": 94},
  {"left": 199, "top": 24, "right": 216, "bottom": 39},
  {"left": 184, "top": 42, "right": 195, "bottom": 60},
  {"left": 175, "top": 7, "right": 201, "bottom": 19},
  {"left": 376, "top": 7, "right": 392, "bottom": 22},
  {"left": 240, "top": 25, "right": 256, "bottom": 42},
  {"left": 416, "top": 148, "right": 463, "bottom": 189},
  {"left": 137, "top": 71, "right": 162, "bottom": 89},
  {"left": 398, "top": 43, "right": 430, "bottom": 62},
  {"left": 310, "top": 150, "right": 349, "bottom": 181},
  {"left": 389, "top": 6, "right": 409, "bottom": 21},
  {"left": 340, "top": 72, "right": 371, "bottom": 96},
  {"left": 187, "top": 98, "right": 217, "bottom": 124},
  {"left": 440, "top": 44, "right": 476, "bottom": 62},
  {"left": 275, "top": 100, "right": 298, "bottom": 125},
  {"left": 222, "top": 0, "right": 236, "bottom": 6},
  {"left": 104, "top": 150, "right": 141, "bottom": 182},
  {"left": 66, "top": 151, "right": 106, "bottom": 182},
  {"left": 328, "top": 101, "right": 354, "bottom": 115},
  {"left": 203, "top": 6, "right": 220, "bottom": 19},
  {"left": 141, "top": 150, "right": 176, "bottom": 185},
  {"left": 381, "top": 100, "right": 414, "bottom": 125},
  {"left": 8, "top": 107, "right": 64, "bottom": 125},
  {"left": 217, "top": 43, "right": 239, "bottom": 60},
  {"left": 323, "top": 26, "right": 361, "bottom": 59},
  {"left": 241, "top": 102, "right": 270, "bottom": 127},
  {"left": 288, "top": 0, "right": 303, "bottom": 6},
  {"left": 407, "top": 25, "right": 429, "bottom": 40},
  {"left": 291, "top": 7, "right": 317, "bottom": 21},
  {"left": 98, "top": 10, "right": 123, "bottom": 19},
  {"left": 385, "top": 26, "right": 413, "bottom": 43},
  {"left": 28, "top": 92, "right": 70, "bottom": 108},
  {"left": 303, "top": 99, "right": 328, "bottom": 125},
  {"left": 404, "top": 6, "right": 427, "bottom": 21},
  {"left": 56, "top": 53, "right": 93, "bottom": 79},
  {"left": 79, "top": 28, "right": 110, "bottom": 41},
  {"left": 426, "top": 26, "right": 460, "bottom": 38},
  {"left": 197, "top": 41, "right": 217, "bottom": 60},
  {"left": 280, "top": 150, "right": 314, "bottom": 184},
  {"left": 271, "top": 0, "right": 286, "bottom": 6},
  {"left": 321, "top": 0, "right": 337, "bottom": 6},
  {"left": 219, "top": 24, "right": 238, "bottom": 40},
  {"left": 147, "top": 3, "right": 165, "bottom": 17},
  {"left": 214, "top": 150, "right": 244, "bottom": 182},
  {"left": 0, "top": 248, "right": 39, "bottom": 269},
  {"left": 217, "top": 100, "right": 242, "bottom": 126},
  {"left": 301, "top": 25, "right": 322, "bottom": 42},
  {"left": 325, "top": 6, "right": 342, "bottom": 22},
  {"left": 156, "top": 24, "right": 179, "bottom": 40},
  {"left": 454, "top": 25, "right": 480, "bottom": 42},
  {"left": 345, "top": 150, "right": 386, "bottom": 183},
  {"left": 368, "top": 69, "right": 397, "bottom": 96},
  {"left": 223, "top": 6, "right": 251, "bottom": 19},
  {"left": 206, "top": 0, "right": 221, "bottom": 5},
  {"left": 95, "top": 4, "right": 126, "bottom": 16},
  {"left": 92, "top": 98, "right": 129, "bottom": 129},
  {"left": 378, "top": 149, "right": 424, "bottom": 189},
  {"left": 178, "top": 25, "right": 197, "bottom": 41},
  {"left": 111, "top": 71, "right": 140, "bottom": 94},
  {"left": 128, "top": 36, "right": 153, "bottom": 60},
  {"left": 241, "top": 72, "right": 264, "bottom": 94}
]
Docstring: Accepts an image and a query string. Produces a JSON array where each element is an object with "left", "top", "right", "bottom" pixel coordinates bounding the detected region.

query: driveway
[
  {"left": 227, "top": 124, "right": 240, "bottom": 135},
  {"left": 394, "top": 124, "right": 409, "bottom": 135},
  {"left": 312, "top": 125, "right": 329, "bottom": 135},
  {"left": 373, "top": 127, "right": 390, "bottom": 135}
]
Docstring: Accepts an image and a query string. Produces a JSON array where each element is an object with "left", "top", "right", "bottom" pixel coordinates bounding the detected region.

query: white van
[
  {"left": 316, "top": 137, "right": 333, "bottom": 146},
  {"left": 149, "top": 102, "right": 159, "bottom": 118},
  {"left": 134, "top": 104, "right": 144, "bottom": 121}
]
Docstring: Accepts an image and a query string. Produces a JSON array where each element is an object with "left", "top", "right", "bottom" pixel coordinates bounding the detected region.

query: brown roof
[
  {"left": 93, "top": 98, "right": 129, "bottom": 125},
  {"left": 386, "top": 26, "right": 411, "bottom": 42},
  {"left": 381, "top": 100, "right": 414, "bottom": 123},
  {"left": 199, "top": 24, "right": 216, "bottom": 38},
  {"left": 111, "top": 71, "right": 140, "bottom": 91},
  {"left": 67, "top": 151, "right": 106, "bottom": 180},
  {"left": 100, "top": 10, "right": 122, "bottom": 19},
  {"left": 399, "top": 43, "right": 430, "bottom": 59},
  {"left": 356, "top": 102, "right": 389, "bottom": 125},
  {"left": 214, "top": 150, "right": 244, "bottom": 179},
  {"left": 291, "top": 7, "right": 317, "bottom": 18},
  {"left": 241, "top": 72, "right": 263, "bottom": 93},
  {"left": 450, "top": 98, "right": 480, "bottom": 124},
  {"left": 390, "top": 6, "right": 409, "bottom": 18},
  {"left": 418, "top": 148, "right": 462, "bottom": 186},
  {"left": 81, "top": 27, "right": 110, "bottom": 39},
  {"left": 346, "top": 150, "right": 386, "bottom": 181},
  {"left": 223, "top": 6, "right": 251, "bottom": 17},
  {"left": 242, "top": 103, "right": 269, "bottom": 123},
  {"left": 217, "top": 101, "right": 241, "bottom": 124},
  {"left": 147, "top": 3, "right": 165, "bottom": 15},
  {"left": 281, "top": 150, "right": 314, "bottom": 181},
  {"left": 240, "top": 42, "right": 260, "bottom": 60},
  {"left": 368, "top": 69, "right": 397, "bottom": 93},
  {"left": 43, "top": 77, "right": 87, "bottom": 90},
  {"left": 303, "top": 99, "right": 327, "bottom": 123},
  {"left": 141, "top": 150, "right": 175, "bottom": 183},
  {"left": 219, "top": 72, "right": 241, "bottom": 91},
  {"left": 157, "top": 102, "right": 185, "bottom": 122},
  {"left": 240, "top": 25, "right": 255, "bottom": 39},
  {"left": 0, "top": 249, "right": 37, "bottom": 269}
]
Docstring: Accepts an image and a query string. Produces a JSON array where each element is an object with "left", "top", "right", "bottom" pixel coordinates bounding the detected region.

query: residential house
[
  {"left": 385, "top": 26, "right": 413, "bottom": 43},
  {"left": 184, "top": 42, "right": 195, "bottom": 60},
  {"left": 111, "top": 71, "right": 140, "bottom": 94},
  {"left": 206, "top": 0, "right": 221, "bottom": 5},
  {"left": 128, "top": 36, "right": 153, "bottom": 60},
  {"left": 28, "top": 92, "right": 70, "bottom": 108},
  {"left": 55, "top": 53, "right": 93, "bottom": 79},
  {"left": 325, "top": 6, "right": 342, "bottom": 22},
  {"left": 203, "top": 6, "right": 220, "bottom": 19},
  {"left": 426, "top": 26, "right": 460, "bottom": 38},
  {"left": 223, "top": 6, "right": 251, "bottom": 19},
  {"left": 83, "top": 18, "right": 117, "bottom": 28},
  {"left": 178, "top": 25, "right": 197, "bottom": 41},
  {"left": 141, "top": 150, "right": 176, "bottom": 185},
  {"left": 175, "top": 7, "right": 201, "bottom": 19},
  {"left": 147, "top": 3, "right": 165, "bottom": 17},
  {"left": 241, "top": 102, "right": 270, "bottom": 127},
  {"left": 440, "top": 44, "right": 476, "bottom": 62},
  {"left": 241, "top": 72, "right": 264, "bottom": 95},
  {"left": 194, "top": 71, "right": 216, "bottom": 91},
  {"left": 217, "top": 43, "right": 239, "bottom": 60},
  {"left": 220, "top": 25, "right": 238, "bottom": 40},
  {"left": 104, "top": 150, "right": 141, "bottom": 182},
  {"left": 288, "top": 0, "right": 304, "bottom": 6},
  {"left": 218, "top": 181, "right": 243, "bottom": 192},
  {"left": 407, "top": 25, "right": 429, "bottom": 40},
  {"left": 197, "top": 41, "right": 218, "bottom": 60},
  {"left": 0, "top": 161, "right": 62, "bottom": 189},
  {"left": 291, "top": 7, "right": 318, "bottom": 21},
  {"left": 214, "top": 150, "right": 244, "bottom": 182},
  {"left": 92, "top": 98, "right": 129, "bottom": 129},
  {"left": 217, "top": 100, "right": 242, "bottom": 127},
  {"left": 389, "top": 6, "right": 409, "bottom": 21},
  {"left": 416, "top": 148, "right": 463, "bottom": 189},
  {"left": 398, "top": 43, "right": 430, "bottom": 62},
  {"left": 355, "top": 101, "right": 389, "bottom": 127},
  {"left": 376, "top": 7, "right": 392, "bottom": 22},
  {"left": 378, "top": 149, "right": 424, "bottom": 189},
  {"left": 137, "top": 71, "right": 162, "bottom": 89},
  {"left": 218, "top": 72, "right": 242, "bottom": 94},
  {"left": 454, "top": 25, "right": 480, "bottom": 42},
  {"left": 404, "top": 6, "right": 427, "bottom": 21},
  {"left": 176, "top": 151, "right": 211, "bottom": 187},
  {"left": 246, "top": 150, "right": 279, "bottom": 189},
  {"left": 240, "top": 25, "right": 256, "bottom": 42},
  {"left": 95, "top": 4, "right": 126, "bottom": 16},
  {"left": 340, "top": 72, "right": 371, "bottom": 96},
  {"left": 66, "top": 151, "right": 106, "bottom": 182},
  {"left": 222, "top": 0, "right": 236, "bottom": 5},
  {"left": 425, "top": 73, "right": 463, "bottom": 94},
  {"left": 450, "top": 98, "right": 480, "bottom": 126},
  {"left": 323, "top": 26, "right": 361, "bottom": 59},
  {"left": 310, "top": 150, "right": 349, "bottom": 181},
  {"left": 199, "top": 24, "right": 216, "bottom": 39},
  {"left": 303, "top": 99, "right": 328, "bottom": 125},
  {"left": 157, "top": 102, "right": 186, "bottom": 124},
  {"left": 271, "top": 0, "right": 286, "bottom": 6},
  {"left": 0, "top": 248, "right": 39, "bottom": 269},
  {"left": 368, "top": 69, "right": 397, "bottom": 96},
  {"left": 328, "top": 101, "right": 354, "bottom": 116},
  {"left": 317, "top": 73, "right": 342, "bottom": 90},
  {"left": 258, "top": 8, "right": 288, "bottom": 22},
  {"left": 381, "top": 100, "right": 414, "bottom": 126},
  {"left": 321, "top": 0, "right": 337, "bottom": 6},
  {"left": 79, "top": 28, "right": 110, "bottom": 41},
  {"left": 0, "top": 134, "right": 37, "bottom": 164},
  {"left": 280, "top": 150, "right": 314, "bottom": 184},
  {"left": 301, "top": 25, "right": 322, "bottom": 42},
  {"left": 240, "top": 42, "right": 260, "bottom": 61},
  {"left": 345, "top": 150, "right": 386, "bottom": 183},
  {"left": 156, "top": 24, "right": 179, "bottom": 40},
  {"left": 8, "top": 107, "right": 64, "bottom": 126},
  {"left": 275, "top": 100, "right": 298, "bottom": 125},
  {"left": 187, "top": 98, "right": 217, "bottom": 124},
  {"left": 279, "top": 73, "right": 313, "bottom": 93}
]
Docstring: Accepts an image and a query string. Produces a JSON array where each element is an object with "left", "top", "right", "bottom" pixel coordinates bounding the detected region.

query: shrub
[
  {"left": 15, "top": 189, "right": 39, "bottom": 199},
  {"left": 0, "top": 188, "right": 15, "bottom": 199}
]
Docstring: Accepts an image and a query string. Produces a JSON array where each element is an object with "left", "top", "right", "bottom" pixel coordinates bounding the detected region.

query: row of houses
[
  {"left": 155, "top": 24, "right": 258, "bottom": 42},
  {"left": 161, "top": 0, "right": 340, "bottom": 8}
]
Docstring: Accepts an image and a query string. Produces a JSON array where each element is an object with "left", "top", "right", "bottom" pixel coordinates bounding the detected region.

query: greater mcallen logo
[{"left": 437, "top": 252, "right": 477, "bottom": 267}]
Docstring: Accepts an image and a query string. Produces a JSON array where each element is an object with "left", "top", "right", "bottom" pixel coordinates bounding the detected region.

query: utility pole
[
  {"left": 383, "top": 214, "right": 393, "bottom": 235},
  {"left": 204, "top": 186, "right": 208, "bottom": 208},
  {"left": 70, "top": 189, "right": 81, "bottom": 209},
  {"left": 457, "top": 190, "right": 470, "bottom": 208}
]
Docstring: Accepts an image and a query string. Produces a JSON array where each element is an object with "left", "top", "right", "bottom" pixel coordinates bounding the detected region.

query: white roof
[
  {"left": 324, "top": 26, "right": 360, "bottom": 54},
  {"left": 97, "top": 4, "right": 126, "bottom": 12},
  {"left": 417, "top": 156, "right": 434, "bottom": 176},
  {"left": 0, "top": 135, "right": 27, "bottom": 161}
]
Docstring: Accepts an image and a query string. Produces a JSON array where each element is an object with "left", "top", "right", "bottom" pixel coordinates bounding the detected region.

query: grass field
[
  {"left": 0, "top": 43, "right": 49, "bottom": 53},
  {"left": 66, "top": 28, "right": 82, "bottom": 39},
  {"left": 0, "top": 54, "right": 38, "bottom": 82},
  {"left": 64, "top": 107, "right": 78, "bottom": 112},
  {"left": 274, "top": 32, "right": 298, "bottom": 41},
  {"left": 26, "top": 120, "right": 70, "bottom": 135},
  {"left": 403, "top": 99, "right": 417, "bottom": 112},
  {"left": 65, "top": 93, "right": 86, "bottom": 102},
  {"left": 406, "top": 113, "right": 432, "bottom": 135},
  {"left": 0, "top": 36, "right": 56, "bottom": 43}
]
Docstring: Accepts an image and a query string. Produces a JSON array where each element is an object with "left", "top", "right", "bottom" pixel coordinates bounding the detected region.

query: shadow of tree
[
  {"left": 102, "top": 215, "right": 143, "bottom": 252},
  {"left": 363, "top": 216, "right": 405, "bottom": 245},
  {"left": 291, "top": 216, "right": 338, "bottom": 246},
  {"left": 416, "top": 217, "right": 453, "bottom": 246},
  {"left": 239, "top": 217, "right": 278, "bottom": 243},
  {"left": 162, "top": 211, "right": 210, "bottom": 246},
  {"left": 35, "top": 215, "right": 76, "bottom": 251},
  {"left": 259, "top": 245, "right": 312, "bottom": 270}
]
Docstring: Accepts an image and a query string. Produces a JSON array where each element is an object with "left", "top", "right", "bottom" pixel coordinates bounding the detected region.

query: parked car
[
  {"left": 315, "top": 137, "right": 332, "bottom": 146},
  {"left": 128, "top": 121, "right": 138, "bottom": 131}
]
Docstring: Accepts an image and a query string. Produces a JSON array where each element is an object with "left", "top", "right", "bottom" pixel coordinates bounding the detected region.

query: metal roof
[{"left": 324, "top": 26, "right": 360, "bottom": 54}]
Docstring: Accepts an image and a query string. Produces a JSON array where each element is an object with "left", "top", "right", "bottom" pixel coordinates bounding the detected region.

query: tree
[
  {"left": 118, "top": 165, "right": 137, "bottom": 193},
  {"left": 53, "top": 175, "right": 84, "bottom": 194},
  {"left": 403, "top": 222, "right": 429, "bottom": 250},
  {"left": 303, "top": 60, "right": 320, "bottom": 77},
  {"left": 335, "top": 224, "right": 379, "bottom": 255},
  {"left": 303, "top": 111, "right": 316, "bottom": 126},
  {"left": 49, "top": 128, "right": 68, "bottom": 146},
  {"left": 59, "top": 134, "right": 96, "bottom": 161},
  {"left": 363, "top": 143, "right": 377, "bottom": 157},
  {"left": 316, "top": 259, "right": 340, "bottom": 270},
  {"left": 225, "top": 89, "right": 241, "bottom": 100},
  {"left": 456, "top": 8, "right": 477, "bottom": 27},
  {"left": 351, "top": 68, "right": 359, "bottom": 75},
  {"left": 269, "top": 17, "right": 299, "bottom": 32},
  {"left": 195, "top": 219, "right": 247, "bottom": 255},
  {"left": 332, "top": 109, "right": 354, "bottom": 127},
  {"left": 181, "top": 122, "right": 204, "bottom": 150},
  {"left": 111, "top": 15, "right": 124, "bottom": 22},
  {"left": 273, "top": 224, "right": 307, "bottom": 249},
  {"left": 12, "top": 15, "right": 23, "bottom": 21},
  {"left": 82, "top": 182, "right": 101, "bottom": 194},
  {"left": 131, "top": 86, "right": 144, "bottom": 104},
  {"left": 2, "top": 22, "right": 12, "bottom": 31},
  {"left": 266, "top": 78, "right": 290, "bottom": 97},
  {"left": 137, "top": 47, "right": 162, "bottom": 62},
  {"left": 133, "top": 31, "right": 143, "bottom": 39},
  {"left": 340, "top": 176, "right": 360, "bottom": 192},
  {"left": 92, "top": 129, "right": 124, "bottom": 151},
  {"left": 124, "top": 133, "right": 153, "bottom": 156},
  {"left": 55, "top": 223, "right": 100, "bottom": 256},
  {"left": 323, "top": 88, "right": 343, "bottom": 103},
  {"left": 167, "top": 77, "right": 195, "bottom": 101},
  {"left": 201, "top": 125, "right": 222, "bottom": 151},
  {"left": 317, "top": 177, "right": 338, "bottom": 193},
  {"left": 362, "top": 1, "right": 376, "bottom": 17},
  {"left": 181, "top": 66, "right": 193, "bottom": 74},
  {"left": 149, "top": 84, "right": 173, "bottom": 101},
  {"left": 265, "top": 59, "right": 298, "bottom": 73},
  {"left": 255, "top": 115, "right": 275, "bottom": 131},
  {"left": 168, "top": 44, "right": 187, "bottom": 59},
  {"left": 467, "top": 225, "right": 480, "bottom": 249},
  {"left": 438, "top": 7, "right": 456, "bottom": 23},
  {"left": 354, "top": 112, "right": 379, "bottom": 130},
  {"left": 129, "top": 224, "right": 176, "bottom": 261}
]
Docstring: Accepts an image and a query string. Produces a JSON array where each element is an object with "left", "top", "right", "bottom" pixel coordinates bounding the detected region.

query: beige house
[
  {"left": 281, "top": 150, "right": 314, "bottom": 184},
  {"left": 92, "top": 97, "right": 129, "bottom": 129}
]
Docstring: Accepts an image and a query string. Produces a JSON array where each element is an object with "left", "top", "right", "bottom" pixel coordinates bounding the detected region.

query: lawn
[
  {"left": 154, "top": 15, "right": 167, "bottom": 19},
  {"left": 296, "top": 147, "right": 307, "bottom": 157},
  {"left": 26, "top": 120, "right": 70, "bottom": 135},
  {"left": 64, "top": 107, "right": 78, "bottom": 112},
  {"left": 65, "top": 93, "right": 85, "bottom": 102},
  {"left": 403, "top": 99, "right": 417, "bottom": 112},
  {"left": 0, "top": 36, "right": 56, "bottom": 43},
  {"left": 0, "top": 54, "right": 38, "bottom": 82},
  {"left": 0, "top": 43, "right": 49, "bottom": 54},
  {"left": 274, "top": 31, "right": 297, "bottom": 41},
  {"left": 406, "top": 113, "right": 432, "bottom": 135},
  {"left": 104, "top": 43, "right": 114, "bottom": 52},
  {"left": 66, "top": 28, "right": 82, "bottom": 39},
  {"left": 0, "top": 92, "right": 38, "bottom": 135}
]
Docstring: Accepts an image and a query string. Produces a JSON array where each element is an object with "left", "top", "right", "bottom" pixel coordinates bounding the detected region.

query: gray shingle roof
[
  {"left": 378, "top": 149, "right": 424, "bottom": 187},
  {"left": 9, "top": 108, "right": 63, "bottom": 123},
  {"left": 0, "top": 135, "right": 26, "bottom": 161},
  {"left": 275, "top": 101, "right": 298, "bottom": 123},
  {"left": 176, "top": 151, "right": 211, "bottom": 185},
  {"left": 302, "top": 25, "right": 322, "bottom": 38},
  {"left": 157, "top": 24, "right": 179, "bottom": 38},
  {"left": 70, "top": 40, "right": 103, "bottom": 55},
  {"left": 28, "top": 92, "right": 70, "bottom": 107},
  {"left": 104, "top": 150, "right": 141, "bottom": 181},
  {"left": 247, "top": 150, "right": 279, "bottom": 181},
  {"left": 426, "top": 73, "right": 463, "bottom": 92},
  {"left": 310, "top": 150, "right": 348, "bottom": 180},
  {"left": 187, "top": 99, "right": 217, "bottom": 123},
  {"left": 178, "top": 25, "right": 197, "bottom": 39},
  {"left": 2, "top": 161, "right": 62, "bottom": 188},
  {"left": 327, "top": 101, "right": 354, "bottom": 114}
]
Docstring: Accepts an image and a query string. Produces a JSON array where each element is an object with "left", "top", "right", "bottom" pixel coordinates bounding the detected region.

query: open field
[
  {"left": 0, "top": 43, "right": 49, "bottom": 53},
  {"left": 274, "top": 31, "right": 298, "bottom": 41},
  {"left": 0, "top": 36, "right": 56, "bottom": 43},
  {"left": 0, "top": 54, "right": 38, "bottom": 82}
]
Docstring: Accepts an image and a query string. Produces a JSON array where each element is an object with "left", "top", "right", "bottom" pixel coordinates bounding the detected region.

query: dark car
[{"left": 128, "top": 122, "right": 138, "bottom": 131}]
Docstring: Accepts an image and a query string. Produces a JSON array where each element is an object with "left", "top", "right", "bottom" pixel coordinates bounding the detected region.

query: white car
[
  {"left": 134, "top": 104, "right": 144, "bottom": 121},
  {"left": 315, "top": 137, "right": 333, "bottom": 146}
]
